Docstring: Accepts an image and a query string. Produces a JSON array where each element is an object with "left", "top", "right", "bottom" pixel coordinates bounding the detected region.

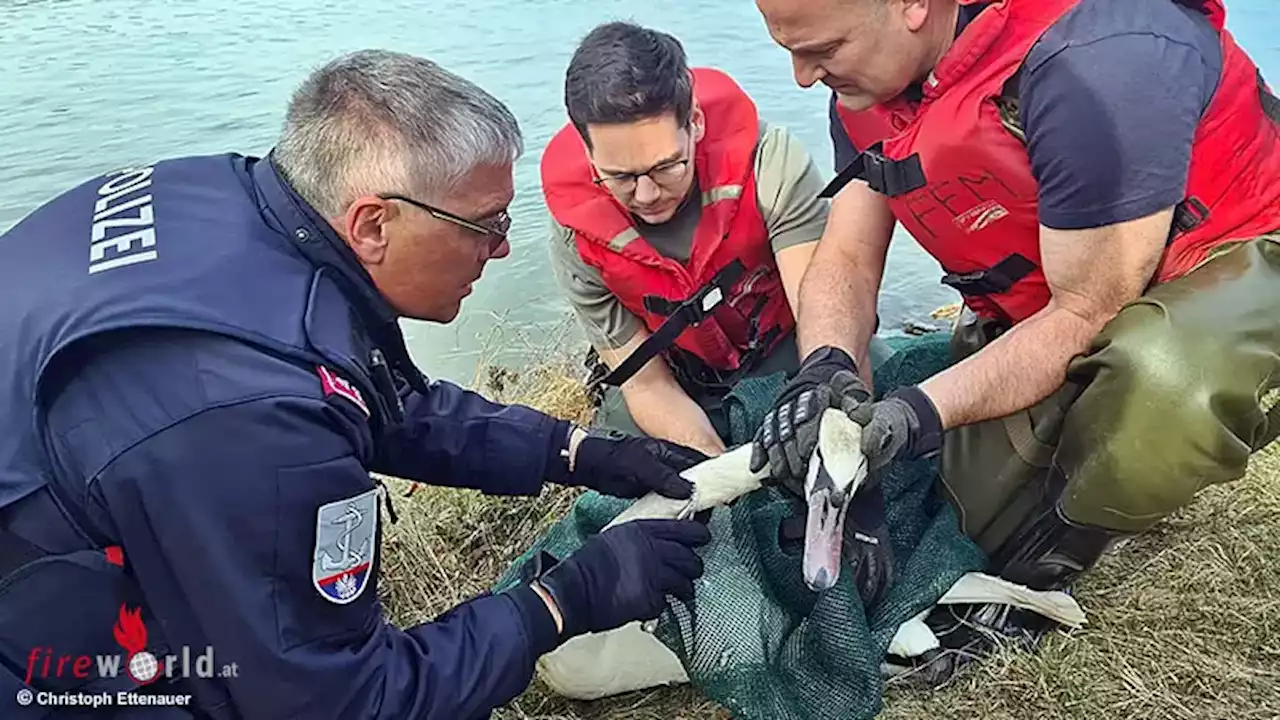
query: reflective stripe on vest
[{"left": 606, "top": 184, "right": 743, "bottom": 253}]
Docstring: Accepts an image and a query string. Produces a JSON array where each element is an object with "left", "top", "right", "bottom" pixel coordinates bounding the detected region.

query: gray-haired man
[{"left": 0, "top": 49, "right": 710, "bottom": 719}]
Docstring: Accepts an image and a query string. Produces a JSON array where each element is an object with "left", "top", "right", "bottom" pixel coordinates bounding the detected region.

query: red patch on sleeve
[{"left": 317, "top": 365, "right": 370, "bottom": 418}]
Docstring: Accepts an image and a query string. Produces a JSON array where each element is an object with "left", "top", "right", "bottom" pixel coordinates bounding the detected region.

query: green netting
[{"left": 494, "top": 333, "right": 987, "bottom": 720}]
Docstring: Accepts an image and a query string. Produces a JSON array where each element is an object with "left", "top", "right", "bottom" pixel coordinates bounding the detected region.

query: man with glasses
[
  {"left": 543, "top": 21, "right": 888, "bottom": 457},
  {"left": 0, "top": 49, "right": 714, "bottom": 718}
]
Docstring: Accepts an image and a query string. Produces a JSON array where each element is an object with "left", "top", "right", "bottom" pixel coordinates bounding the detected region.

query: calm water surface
[{"left": 3, "top": 0, "right": 1278, "bottom": 382}]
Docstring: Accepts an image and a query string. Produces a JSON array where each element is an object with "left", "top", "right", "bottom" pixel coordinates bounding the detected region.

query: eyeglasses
[
  {"left": 592, "top": 128, "right": 695, "bottom": 198},
  {"left": 379, "top": 194, "right": 510, "bottom": 252},
  {"left": 593, "top": 158, "right": 691, "bottom": 198}
]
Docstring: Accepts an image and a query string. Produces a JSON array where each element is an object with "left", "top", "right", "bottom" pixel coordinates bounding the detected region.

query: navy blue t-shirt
[{"left": 828, "top": 0, "right": 1224, "bottom": 230}]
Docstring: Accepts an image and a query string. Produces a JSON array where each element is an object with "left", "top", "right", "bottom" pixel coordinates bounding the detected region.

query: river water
[{"left": 3, "top": 0, "right": 1277, "bottom": 382}]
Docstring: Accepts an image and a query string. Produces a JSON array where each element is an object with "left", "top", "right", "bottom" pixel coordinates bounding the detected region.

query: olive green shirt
[{"left": 547, "top": 121, "right": 830, "bottom": 350}]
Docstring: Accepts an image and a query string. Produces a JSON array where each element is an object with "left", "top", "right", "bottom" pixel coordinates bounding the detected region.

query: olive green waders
[{"left": 940, "top": 234, "right": 1280, "bottom": 589}]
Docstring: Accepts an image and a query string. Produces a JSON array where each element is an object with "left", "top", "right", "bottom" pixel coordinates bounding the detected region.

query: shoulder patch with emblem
[
  {"left": 312, "top": 487, "right": 379, "bottom": 604},
  {"left": 316, "top": 365, "right": 370, "bottom": 418}
]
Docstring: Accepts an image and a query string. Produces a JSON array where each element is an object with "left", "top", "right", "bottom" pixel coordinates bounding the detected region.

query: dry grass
[
  {"left": 376, "top": 319, "right": 593, "bottom": 634},
  {"left": 376, "top": 322, "right": 1280, "bottom": 720},
  {"left": 877, "top": 450, "right": 1280, "bottom": 720}
]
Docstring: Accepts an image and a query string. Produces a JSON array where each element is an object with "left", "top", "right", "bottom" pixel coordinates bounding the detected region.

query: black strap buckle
[
  {"left": 820, "top": 143, "right": 928, "bottom": 199},
  {"left": 1169, "top": 196, "right": 1210, "bottom": 243},
  {"left": 641, "top": 259, "right": 745, "bottom": 323},
  {"left": 665, "top": 296, "right": 782, "bottom": 398},
  {"left": 940, "top": 253, "right": 1037, "bottom": 296},
  {"left": 733, "top": 294, "right": 777, "bottom": 373},
  {"left": 596, "top": 259, "right": 748, "bottom": 389}
]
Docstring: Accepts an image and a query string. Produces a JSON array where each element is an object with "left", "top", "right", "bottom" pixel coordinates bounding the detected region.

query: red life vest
[
  {"left": 540, "top": 67, "right": 793, "bottom": 380},
  {"left": 832, "top": 0, "right": 1280, "bottom": 325}
]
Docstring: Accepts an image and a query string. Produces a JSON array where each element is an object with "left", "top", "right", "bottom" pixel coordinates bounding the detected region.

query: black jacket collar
[{"left": 251, "top": 152, "right": 427, "bottom": 393}]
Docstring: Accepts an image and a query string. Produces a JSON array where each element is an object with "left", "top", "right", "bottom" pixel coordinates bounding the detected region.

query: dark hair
[{"left": 564, "top": 21, "right": 693, "bottom": 146}]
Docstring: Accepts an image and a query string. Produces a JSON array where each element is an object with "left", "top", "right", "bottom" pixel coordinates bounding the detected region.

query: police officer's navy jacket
[{"left": 0, "top": 153, "right": 566, "bottom": 718}]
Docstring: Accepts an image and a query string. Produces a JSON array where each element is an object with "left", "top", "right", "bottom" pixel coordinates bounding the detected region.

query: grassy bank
[{"left": 375, "top": 328, "right": 1280, "bottom": 720}]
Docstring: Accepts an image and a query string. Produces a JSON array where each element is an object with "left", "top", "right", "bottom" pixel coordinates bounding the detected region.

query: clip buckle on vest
[
  {"left": 940, "top": 253, "right": 1037, "bottom": 297},
  {"left": 732, "top": 325, "right": 781, "bottom": 387},
  {"left": 640, "top": 259, "right": 745, "bottom": 323},
  {"left": 369, "top": 348, "right": 405, "bottom": 425},
  {"left": 659, "top": 271, "right": 781, "bottom": 397},
  {"left": 595, "top": 259, "right": 747, "bottom": 390},
  {"left": 734, "top": 293, "right": 779, "bottom": 376},
  {"left": 819, "top": 143, "right": 928, "bottom": 200},
  {"left": 1169, "top": 197, "right": 1210, "bottom": 244}
]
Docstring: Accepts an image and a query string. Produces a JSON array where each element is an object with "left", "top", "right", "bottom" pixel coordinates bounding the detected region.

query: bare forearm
[
  {"left": 921, "top": 211, "right": 1171, "bottom": 429},
  {"left": 919, "top": 305, "right": 1100, "bottom": 428},
  {"left": 598, "top": 330, "right": 727, "bottom": 457},
  {"left": 796, "top": 243, "right": 880, "bottom": 366},
  {"left": 623, "top": 383, "right": 726, "bottom": 456},
  {"left": 796, "top": 183, "right": 893, "bottom": 381},
  {"left": 774, "top": 241, "right": 817, "bottom": 316}
]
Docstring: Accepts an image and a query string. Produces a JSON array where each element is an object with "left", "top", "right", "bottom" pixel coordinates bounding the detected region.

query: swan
[{"left": 533, "top": 408, "right": 1086, "bottom": 701}]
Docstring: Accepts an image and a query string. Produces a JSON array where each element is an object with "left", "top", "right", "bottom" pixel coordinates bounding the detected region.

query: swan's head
[{"left": 802, "top": 408, "right": 870, "bottom": 591}]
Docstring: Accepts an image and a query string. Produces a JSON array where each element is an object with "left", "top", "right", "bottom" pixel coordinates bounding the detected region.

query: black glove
[
  {"left": 777, "top": 482, "right": 895, "bottom": 609},
  {"left": 560, "top": 427, "right": 707, "bottom": 499},
  {"left": 750, "top": 346, "right": 871, "bottom": 495},
  {"left": 841, "top": 482, "right": 895, "bottom": 611},
  {"left": 537, "top": 519, "right": 713, "bottom": 638},
  {"left": 846, "top": 386, "right": 945, "bottom": 471}
]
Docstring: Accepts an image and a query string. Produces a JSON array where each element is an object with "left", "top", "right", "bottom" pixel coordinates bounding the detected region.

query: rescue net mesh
[{"left": 494, "top": 333, "right": 987, "bottom": 720}]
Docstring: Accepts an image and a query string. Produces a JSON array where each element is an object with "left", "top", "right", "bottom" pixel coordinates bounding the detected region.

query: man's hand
[
  {"left": 778, "top": 482, "right": 895, "bottom": 610},
  {"left": 846, "top": 386, "right": 945, "bottom": 471},
  {"left": 559, "top": 427, "right": 707, "bottom": 499},
  {"left": 750, "top": 345, "right": 871, "bottom": 494},
  {"left": 841, "top": 483, "right": 895, "bottom": 610},
  {"left": 536, "top": 519, "right": 713, "bottom": 639}
]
